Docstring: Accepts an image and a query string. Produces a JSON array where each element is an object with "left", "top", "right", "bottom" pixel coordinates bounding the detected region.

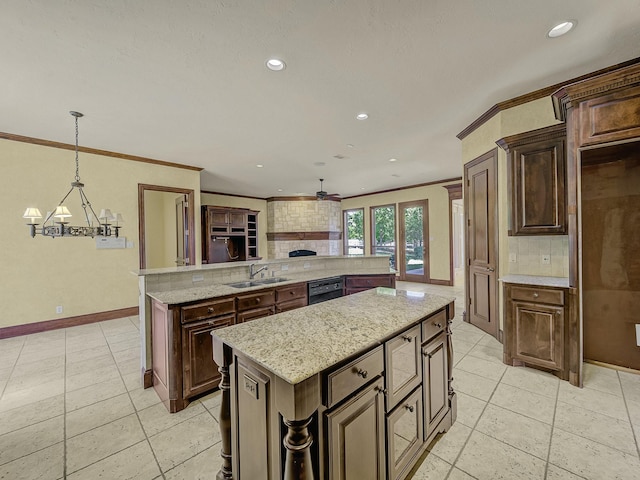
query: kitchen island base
[{"left": 212, "top": 289, "right": 456, "bottom": 480}]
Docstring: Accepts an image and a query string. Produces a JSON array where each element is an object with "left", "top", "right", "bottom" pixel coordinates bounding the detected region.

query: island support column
[
  {"left": 276, "top": 374, "right": 321, "bottom": 480},
  {"left": 212, "top": 339, "right": 233, "bottom": 480}
]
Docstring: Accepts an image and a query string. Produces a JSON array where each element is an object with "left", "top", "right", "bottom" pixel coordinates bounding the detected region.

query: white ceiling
[{"left": 2, "top": 1, "right": 640, "bottom": 199}]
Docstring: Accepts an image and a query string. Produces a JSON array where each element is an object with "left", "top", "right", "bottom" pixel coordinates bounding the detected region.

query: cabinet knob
[
  {"left": 533, "top": 292, "right": 539, "bottom": 298},
  {"left": 256, "top": 298, "right": 261, "bottom": 303},
  {"left": 356, "top": 368, "right": 368, "bottom": 379},
  {"left": 374, "top": 386, "right": 387, "bottom": 395},
  {"left": 401, "top": 335, "right": 412, "bottom": 343},
  {"left": 207, "top": 307, "right": 215, "bottom": 313},
  {"left": 423, "top": 351, "right": 432, "bottom": 358},
  {"left": 486, "top": 267, "right": 495, "bottom": 272},
  {"left": 404, "top": 404, "right": 414, "bottom": 413},
  {"left": 434, "top": 322, "right": 442, "bottom": 328}
]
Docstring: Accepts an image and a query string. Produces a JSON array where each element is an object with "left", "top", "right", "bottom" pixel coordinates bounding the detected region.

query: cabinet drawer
[
  {"left": 181, "top": 298, "right": 236, "bottom": 323},
  {"left": 236, "top": 306, "right": 275, "bottom": 324},
  {"left": 510, "top": 286, "right": 564, "bottom": 305},
  {"left": 276, "top": 297, "right": 307, "bottom": 313},
  {"left": 237, "top": 290, "right": 275, "bottom": 311},
  {"left": 345, "top": 275, "right": 394, "bottom": 289},
  {"left": 422, "top": 310, "right": 446, "bottom": 342},
  {"left": 325, "top": 346, "right": 384, "bottom": 408},
  {"left": 275, "top": 283, "right": 307, "bottom": 303}
]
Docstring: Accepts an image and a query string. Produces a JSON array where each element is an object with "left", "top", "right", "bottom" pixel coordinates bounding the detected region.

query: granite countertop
[
  {"left": 499, "top": 274, "right": 570, "bottom": 288},
  {"left": 147, "top": 268, "right": 392, "bottom": 305},
  {"left": 212, "top": 288, "right": 454, "bottom": 385}
]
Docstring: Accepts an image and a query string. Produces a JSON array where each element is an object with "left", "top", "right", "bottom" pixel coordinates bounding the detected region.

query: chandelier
[{"left": 23, "top": 111, "right": 123, "bottom": 238}]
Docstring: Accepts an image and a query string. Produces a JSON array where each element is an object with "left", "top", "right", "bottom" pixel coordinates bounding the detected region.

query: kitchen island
[{"left": 212, "top": 287, "right": 456, "bottom": 480}]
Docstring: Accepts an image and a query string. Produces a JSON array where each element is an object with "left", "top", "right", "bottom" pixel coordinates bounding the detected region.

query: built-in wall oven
[{"left": 307, "top": 276, "right": 344, "bottom": 305}]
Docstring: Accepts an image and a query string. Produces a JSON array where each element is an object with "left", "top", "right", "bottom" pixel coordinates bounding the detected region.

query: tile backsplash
[{"left": 507, "top": 236, "right": 569, "bottom": 277}]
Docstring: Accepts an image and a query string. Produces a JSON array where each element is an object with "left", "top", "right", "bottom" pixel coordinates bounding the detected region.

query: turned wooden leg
[
  {"left": 216, "top": 363, "right": 232, "bottom": 480},
  {"left": 446, "top": 319, "right": 454, "bottom": 397},
  {"left": 283, "top": 417, "right": 314, "bottom": 480}
]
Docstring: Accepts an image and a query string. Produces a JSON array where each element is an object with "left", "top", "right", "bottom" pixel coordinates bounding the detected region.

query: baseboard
[
  {"left": 143, "top": 368, "right": 153, "bottom": 389},
  {"left": 429, "top": 278, "right": 453, "bottom": 286},
  {"left": 0, "top": 306, "right": 139, "bottom": 339}
]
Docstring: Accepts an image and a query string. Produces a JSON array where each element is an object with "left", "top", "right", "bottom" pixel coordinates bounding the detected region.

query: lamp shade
[
  {"left": 112, "top": 212, "right": 124, "bottom": 224},
  {"left": 22, "top": 208, "right": 42, "bottom": 223},
  {"left": 54, "top": 206, "right": 72, "bottom": 219},
  {"left": 98, "top": 209, "right": 113, "bottom": 221}
]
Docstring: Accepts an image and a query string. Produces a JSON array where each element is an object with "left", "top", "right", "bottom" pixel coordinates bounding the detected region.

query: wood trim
[
  {"left": 445, "top": 183, "right": 463, "bottom": 287},
  {"left": 496, "top": 123, "right": 566, "bottom": 154},
  {"left": 267, "top": 231, "right": 342, "bottom": 241},
  {"left": 201, "top": 190, "right": 266, "bottom": 201},
  {"left": 398, "top": 199, "right": 429, "bottom": 283},
  {"left": 342, "top": 177, "right": 462, "bottom": 200},
  {"left": 0, "top": 131, "right": 203, "bottom": 171},
  {"left": 266, "top": 196, "right": 342, "bottom": 202},
  {"left": 457, "top": 56, "right": 640, "bottom": 140},
  {"left": 0, "top": 306, "right": 138, "bottom": 339},
  {"left": 138, "top": 184, "right": 196, "bottom": 270},
  {"left": 429, "top": 279, "right": 452, "bottom": 286},
  {"left": 143, "top": 368, "right": 154, "bottom": 389}
]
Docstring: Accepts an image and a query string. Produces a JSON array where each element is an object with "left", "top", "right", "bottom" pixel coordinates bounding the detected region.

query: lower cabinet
[
  {"left": 504, "top": 283, "right": 569, "bottom": 379},
  {"left": 386, "top": 387, "right": 424, "bottom": 480},
  {"left": 422, "top": 332, "right": 448, "bottom": 440},
  {"left": 182, "top": 313, "right": 234, "bottom": 398},
  {"left": 325, "top": 377, "right": 386, "bottom": 480},
  {"left": 345, "top": 274, "right": 396, "bottom": 295}
]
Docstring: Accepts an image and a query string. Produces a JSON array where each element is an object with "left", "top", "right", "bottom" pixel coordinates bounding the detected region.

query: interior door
[
  {"left": 398, "top": 200, "right": 429, "bottom": 283},
  {"left": 175, "top": 195, "right": 189, "bottom": 266},
  {"left": 464, "top": 149, "right": 498, "bottom": 338}
]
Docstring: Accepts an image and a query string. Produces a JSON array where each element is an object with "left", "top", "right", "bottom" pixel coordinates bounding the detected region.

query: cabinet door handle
[
  {"left": 486, "top": 267, "right": 495, "bottom": 272},
  {"left": 374, "top": 386, "right": 387, "bottom": 395},
  {"left": 207, "top": 307, "right": 215, "bottom": 313},
  {"left": 356, "top": 368, "right": 368, "bottom": 379},
  {"left": 404, "top": 404, "right": 414, "bottom": 413},
  {"left": 423, "top": 351, "right": 432, "bottom": 358},
  {"left": 434, "top": 322, "right": 442, "bottom": 328},
  {"left": 401, "top": 335, "right": 412, "bottom": 343}
]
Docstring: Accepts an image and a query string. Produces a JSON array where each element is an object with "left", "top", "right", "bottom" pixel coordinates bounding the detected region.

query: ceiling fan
[{"left": 316, "top": 179, "right": 341, "bottom": 201}]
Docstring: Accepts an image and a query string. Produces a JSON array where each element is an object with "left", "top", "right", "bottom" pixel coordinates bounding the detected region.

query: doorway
[
  {"left": 398, "top": 200, "right": 429, "bottom": 282},
  {"left": 138, "top": 184, "right": 196, "bottom": 269},
  {"left": 464, "top": 149, "right": 499, "bottom": 338},
  {"left": 581, "top": 142, "right": 640, "bottom": 370}
]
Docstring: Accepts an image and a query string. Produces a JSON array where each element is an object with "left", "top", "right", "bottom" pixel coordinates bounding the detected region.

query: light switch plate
[{"left": 509, "top": 253, "right": 517, "bottom": 263}]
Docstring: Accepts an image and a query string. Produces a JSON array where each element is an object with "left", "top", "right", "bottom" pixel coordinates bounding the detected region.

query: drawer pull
[
  {"left": 533, "top": 292, "right": 539, "bottom": 298},
  {"left": 208, "top": 320, "right": 216, "bottom": 326},
  {"left": 423, "top": 351, "right": 432, "bottom": 358},
  {"left": 404, "top": 404, "right": 414, "bottom": 413},
  {"left": 207, "top": 307, "right": 215, "bottom": 313},
  {"left": 290, "top": 291, "right": 295, "bottom": 295},
  {"left": 374, "top": 386, "right": 387, "bottom": 394},
  {"left": 401, "top": 335, "right": 413, "bottom": 343},
  {"left": 356, "top": 368, "right": 368, "bottom": 379},
  {"left": 256, "top": 298, "right": 261, "bottom": 303},
  {"left": 434, "top": 322, "right": 442, "bottom": 328}
]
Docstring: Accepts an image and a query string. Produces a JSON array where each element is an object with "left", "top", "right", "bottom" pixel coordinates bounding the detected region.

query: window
[
  {"left": 371, "top": 205, "right": 396, "bottom": 269},
  {"left": 343, "top": 209, "right": 364, "bottom": 255}
]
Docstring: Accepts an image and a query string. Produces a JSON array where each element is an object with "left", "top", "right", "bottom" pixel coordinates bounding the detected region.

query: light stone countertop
[
  {"left": 212, "top": 288, "right": 454, "bottom": 385},
  {"left": 147, "top": 268, "right": 392, "bottom": 305},
  {"left": 499, "top": 274, "right": 570, "bottom": 288}
]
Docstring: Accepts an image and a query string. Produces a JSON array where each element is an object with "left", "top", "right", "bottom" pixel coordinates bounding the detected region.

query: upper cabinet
[
  {"left": 497, "top": 124, "right": 567, "bottom": 236},
  {"left": 202, "top": 206, "right": 260, "bottom": 263}
]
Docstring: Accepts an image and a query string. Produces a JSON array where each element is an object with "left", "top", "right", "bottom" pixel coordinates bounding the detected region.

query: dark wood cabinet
[
  {"left": 151, "top": 296, "right": 236, "bottom": 413},
  {"left": 182, "top": 313, "right": 234, "bottom": 398},
  {"left": 504, "top": 283, "right": 569, "bottom": 379},
  {"left": 275, "top": 282, "right": 307, "bottom": 313},
  {"left": 345, "top": 273, "right": 396, "bottom": 295},
  {"left": 202, "top": 206, "right": 260, "bottom": 263},
  {"left": 497, "top": 124, "right": 567, "bottom": 235}
]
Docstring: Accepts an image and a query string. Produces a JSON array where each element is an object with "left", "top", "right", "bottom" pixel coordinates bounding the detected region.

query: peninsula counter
[{"left": 212, "top": 287, "right": 457, "bottom": 480}]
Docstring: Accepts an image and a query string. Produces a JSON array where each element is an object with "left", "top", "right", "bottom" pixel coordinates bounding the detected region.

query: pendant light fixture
[{"left": 23, "top": 111, "right": 123, "bottom": 238}]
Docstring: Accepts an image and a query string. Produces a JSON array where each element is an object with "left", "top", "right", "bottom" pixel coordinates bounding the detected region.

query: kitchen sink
[{"left": 225, "top": 278, "right": 290, "bottom": 288}]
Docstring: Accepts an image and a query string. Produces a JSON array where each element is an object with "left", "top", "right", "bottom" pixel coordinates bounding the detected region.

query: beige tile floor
[{"left": 0, "top": 282, "right": 638, "bottom": 479}]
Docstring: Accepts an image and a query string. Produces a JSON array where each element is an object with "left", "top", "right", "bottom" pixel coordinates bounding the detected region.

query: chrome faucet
[{"left": 249, "top": 263, "right": 268, "bottom": 279}]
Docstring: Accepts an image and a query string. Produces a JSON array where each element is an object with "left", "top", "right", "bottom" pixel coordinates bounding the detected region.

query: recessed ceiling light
[
  {"left": 277, "top": 189, "right": 283, "bottom": 192},
  {"left": 314, "top": 161, "right": 326, "bottom": 166},
  {"left": 360, "top": 187, "right": 366, "bottom": 190},
  {"left": 391, "top": 174, "right": 400, "bottom": 177},
  {"left": 266, "top": 58, "right": 286, "bottom": 71},
  {"left": 389, "top": 158, "right": 397, "bottom": 162},
  {"left": 256, "top": 164, "right": 264, "bottom": 168},
  {"left": 547, "top": 20, "right": 576, "bottom": 38},
  {"left": 347, "top": 144, "right": 355, "bottom": 148},
  {"left": 356, "top": 113, "right": 369, "bottom": 120}
]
